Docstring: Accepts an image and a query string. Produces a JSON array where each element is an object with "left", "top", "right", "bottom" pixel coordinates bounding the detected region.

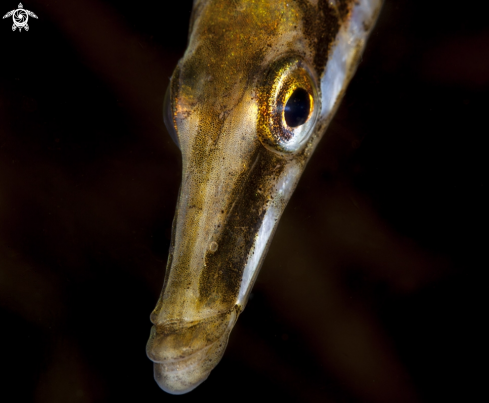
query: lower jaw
[
  {"left": 154, "top": 362, "right": 212, "bottom": 395},
  {"left": 149, "top": 309, "right": 240, "bottom": 394},
  {"left": 152, "top": 333, "right": 229, "bottom": 395}
]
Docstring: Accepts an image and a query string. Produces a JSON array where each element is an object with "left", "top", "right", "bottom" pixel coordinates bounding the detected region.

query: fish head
[{"left": 147, "top": 0, "right": 383, "bottom": 394}]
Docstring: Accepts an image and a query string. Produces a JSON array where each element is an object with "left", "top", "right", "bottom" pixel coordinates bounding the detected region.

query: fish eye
[
  {"left": 258, "top": 57, "right": 319, "bottom": 154},
  {"left": 284, "top": 88, "right": 311, "bottom": 128},
  {"left": 163, "top": 84, "right": 180, "bottom": 148}
]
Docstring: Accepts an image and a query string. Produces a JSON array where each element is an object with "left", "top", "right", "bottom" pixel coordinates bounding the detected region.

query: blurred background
[{"left": 0, "top": 0, "right": 487, "bottom": 402}]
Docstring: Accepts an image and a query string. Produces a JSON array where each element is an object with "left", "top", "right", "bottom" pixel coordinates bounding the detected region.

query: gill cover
[{"left": 147, "top": 0, "right": 383, "bottom": 394}]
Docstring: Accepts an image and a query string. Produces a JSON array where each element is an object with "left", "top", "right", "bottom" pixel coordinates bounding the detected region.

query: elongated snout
[{"left": 146, "top": 309, "right": 237, "bottom": 394}]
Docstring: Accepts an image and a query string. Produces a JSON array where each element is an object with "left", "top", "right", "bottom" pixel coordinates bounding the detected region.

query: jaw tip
[
  {"left": 147, "top": 310, "right": 238, "bottom": 394},
  {"left": 153, "top": 361, "right": 211, "bottom": 395},
  {"left": 151, "top": 339, "right": 216, "bottom": 395}
]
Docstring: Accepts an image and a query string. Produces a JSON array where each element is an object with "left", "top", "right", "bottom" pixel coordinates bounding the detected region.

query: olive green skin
[{"left": 146, "top": 0, "right": 383, "bottom": 395}]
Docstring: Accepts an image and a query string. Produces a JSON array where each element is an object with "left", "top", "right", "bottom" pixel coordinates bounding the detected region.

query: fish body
[{"left": 146, "top": 0, "right": 383, "bottom": 394}]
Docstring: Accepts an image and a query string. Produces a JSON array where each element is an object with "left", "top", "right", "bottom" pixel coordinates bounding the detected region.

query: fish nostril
[{"left": 209, "top": 241, "right": 218, "bottom": 252}]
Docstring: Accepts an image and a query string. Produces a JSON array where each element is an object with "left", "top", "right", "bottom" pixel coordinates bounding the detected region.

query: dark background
[{"left": 0, "top": 1, "right": 487, "bottom": 402}]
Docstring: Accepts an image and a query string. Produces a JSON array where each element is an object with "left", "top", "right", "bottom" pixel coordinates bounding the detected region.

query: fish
[{"left": 146, "top": 0, "right": 383, "bottom": 394}]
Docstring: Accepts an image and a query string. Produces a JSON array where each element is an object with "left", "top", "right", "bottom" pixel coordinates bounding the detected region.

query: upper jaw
[
  {"left": 145, "top": 151, "right": 303, "bottom": 394},
  {"left": 147, "top": 308, "right": 238, "bottom": 362},
  {"left": 148, "top": 52, "right": 308, "bottom": 391}
]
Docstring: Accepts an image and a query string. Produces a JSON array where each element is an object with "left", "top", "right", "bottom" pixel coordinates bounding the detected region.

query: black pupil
[{"left": 284, "top": 88, "right": 311, "bottom": 128}]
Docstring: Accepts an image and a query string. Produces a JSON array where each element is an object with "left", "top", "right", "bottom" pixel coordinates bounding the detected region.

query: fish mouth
[
  {"left": 146, "top": 309, "right": 238, "bottom": 394},
  {"left": 152, "top": 339, "right": 217, "bottom": 395}
]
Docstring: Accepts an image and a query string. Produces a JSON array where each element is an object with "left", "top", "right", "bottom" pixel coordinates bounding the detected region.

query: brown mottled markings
[
  {"left": 336, "top": 0, "right": 357, "bottom": 20},
  {"left": 293, "top": 0, "right": 340, "bottom": 79},
  {"left": 198, "top": 149, "right": 286, "bottom": 306}
]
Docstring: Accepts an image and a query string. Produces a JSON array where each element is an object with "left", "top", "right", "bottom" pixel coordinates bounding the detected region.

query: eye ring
[{"left": 258, "top": 57, "right": 319, "bottom": 154}]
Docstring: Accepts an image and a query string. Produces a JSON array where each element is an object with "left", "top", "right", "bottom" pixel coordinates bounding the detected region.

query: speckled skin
[{"left": 146, "top": 0, "right": 383, "bottom": 394}]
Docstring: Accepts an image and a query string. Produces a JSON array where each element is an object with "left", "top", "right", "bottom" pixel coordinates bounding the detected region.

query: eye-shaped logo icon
[{"left": 3, "top": 3, "right": 38, "bottom": 32}]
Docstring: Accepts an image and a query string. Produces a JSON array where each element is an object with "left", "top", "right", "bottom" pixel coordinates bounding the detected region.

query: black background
[{"left": 0, "top": 1, "right": 487, "bottom": 402}]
